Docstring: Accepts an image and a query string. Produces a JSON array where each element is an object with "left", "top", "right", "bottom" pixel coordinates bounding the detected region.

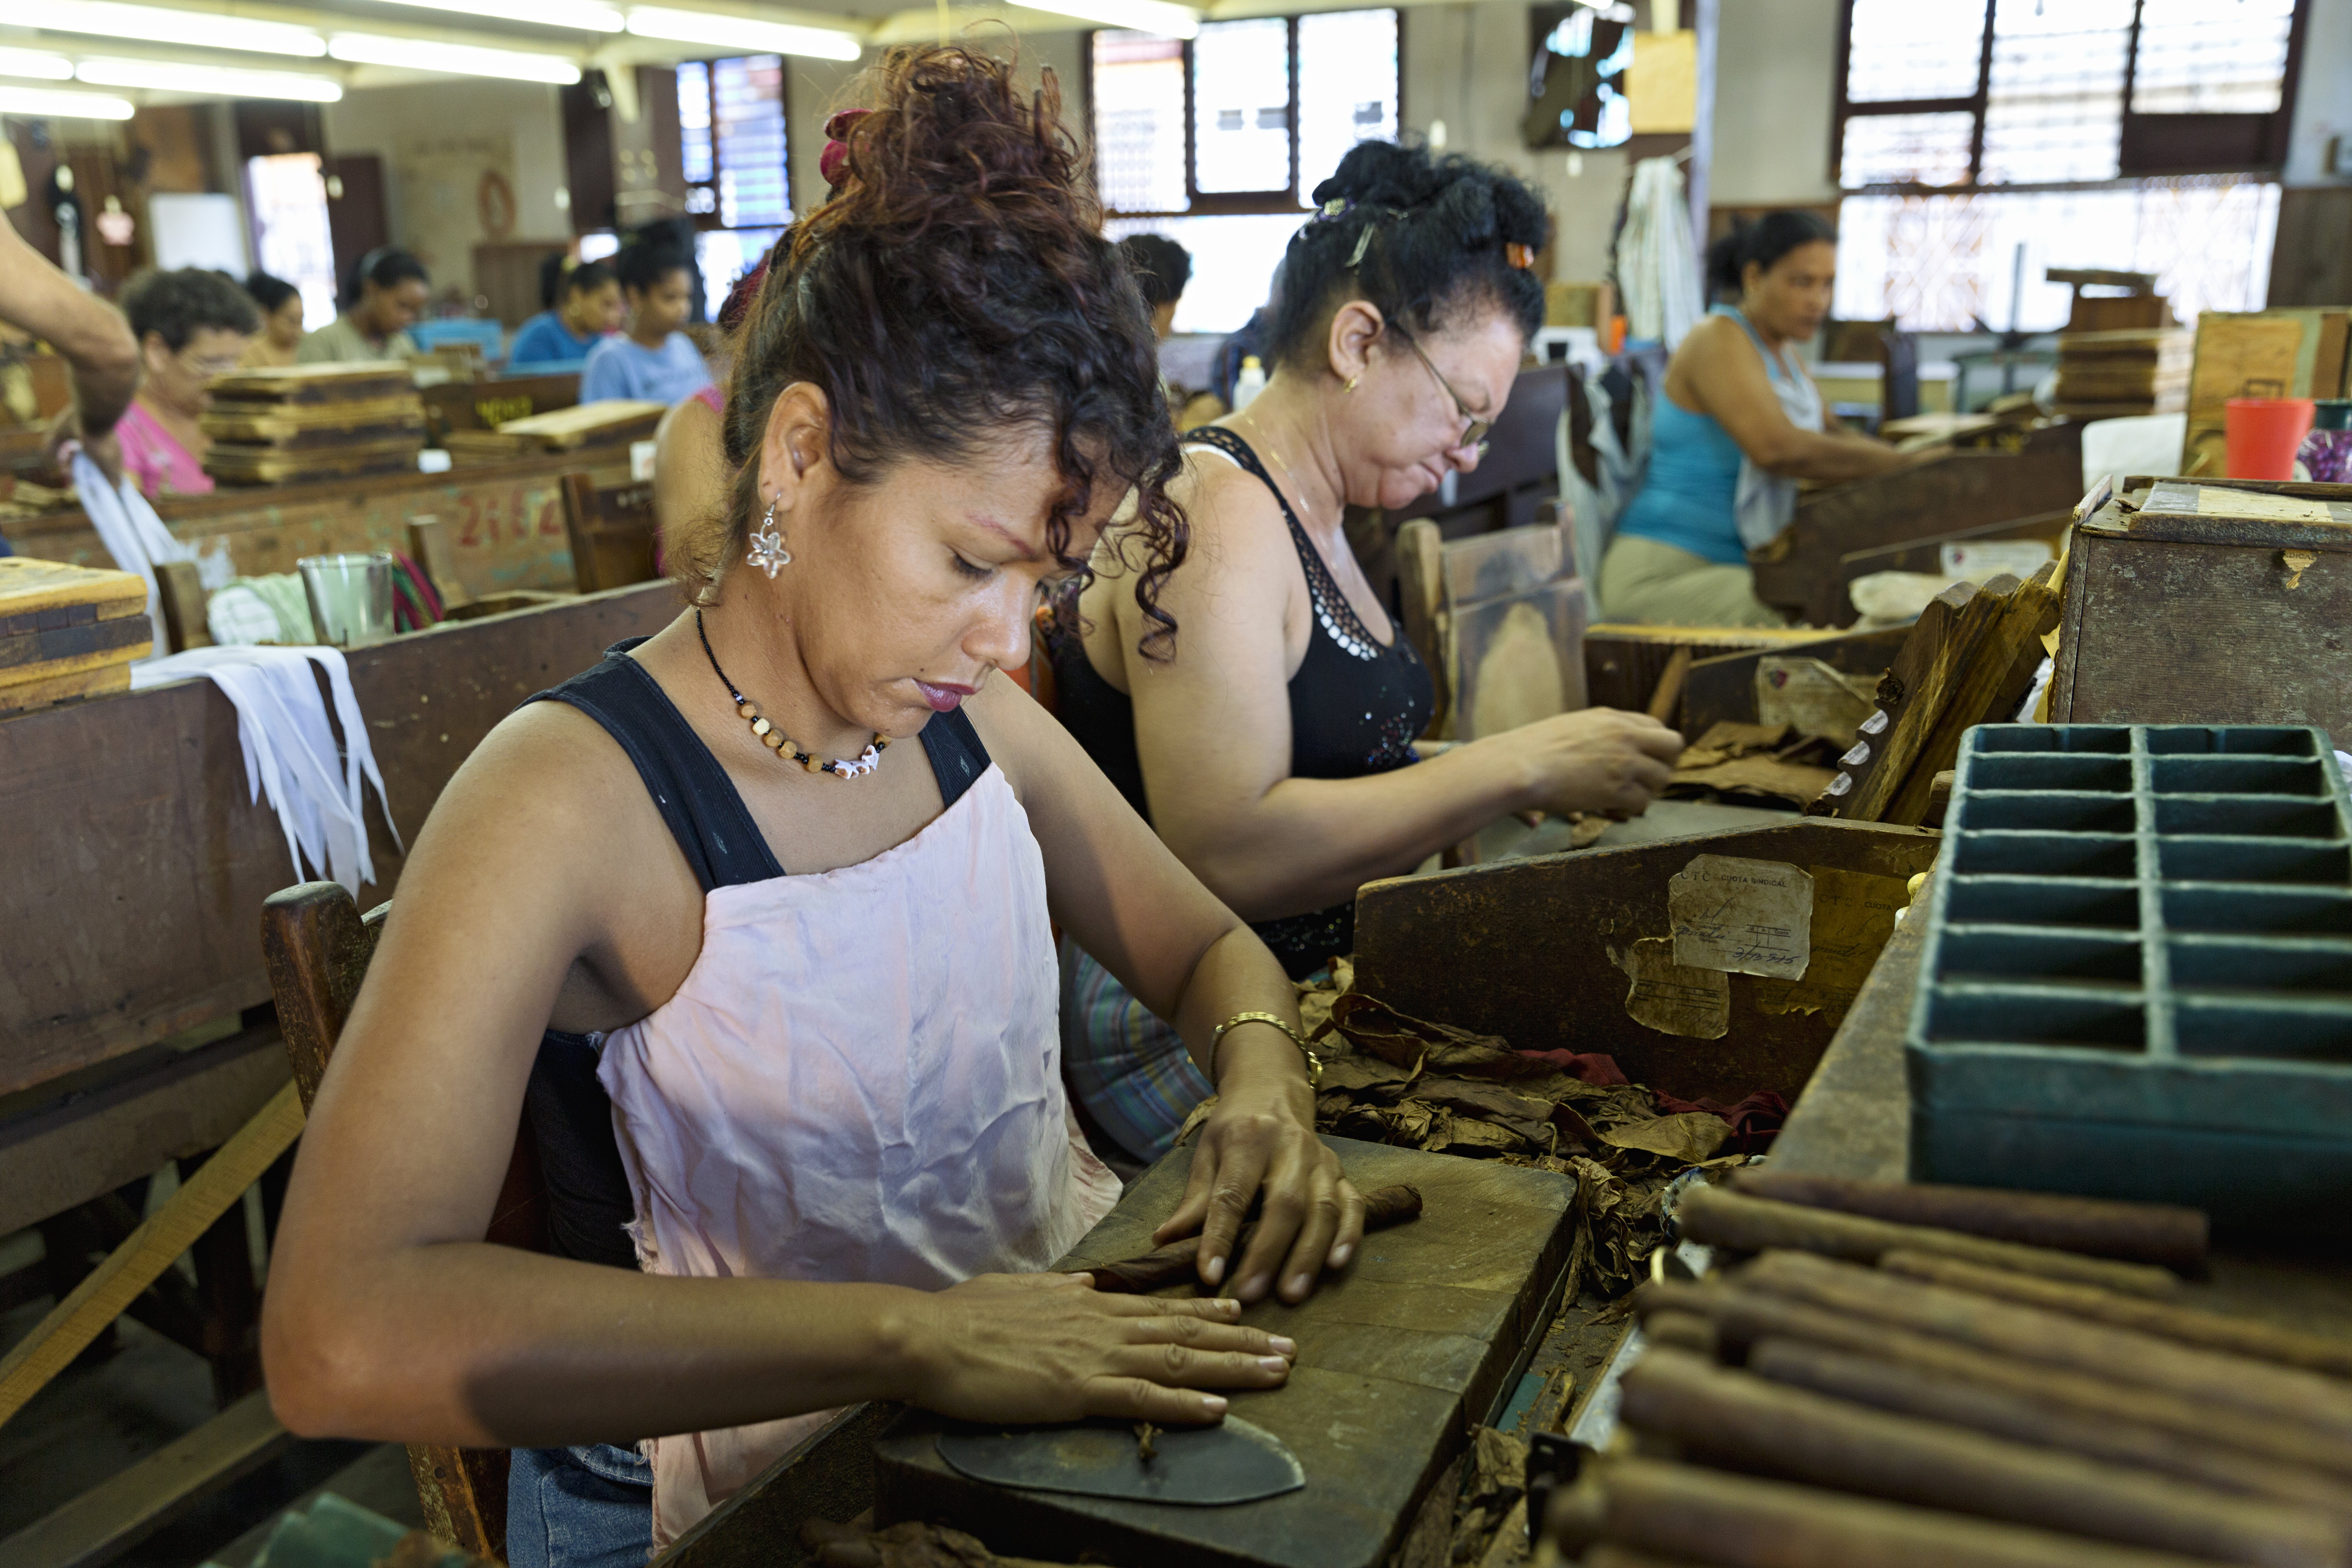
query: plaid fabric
[{"left": 1059, "top": 935, "right": 1212, "bottom": 1166}]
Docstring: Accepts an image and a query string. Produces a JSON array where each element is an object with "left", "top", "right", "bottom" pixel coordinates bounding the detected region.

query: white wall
[
  {"left": 323, "top": 79, "right": 570, "bottom": 301},
  {"left": 1708, "top": 0, "right": 1840, "bottom": 205},
  {"left": 2285, "top": 0, "right": 2352, "bottom": 185}
]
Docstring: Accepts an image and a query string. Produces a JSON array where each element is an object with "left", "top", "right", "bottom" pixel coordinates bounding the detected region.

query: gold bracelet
[{"left": 1210, "top": 1010, "right": 1323, "bottom": 1087}]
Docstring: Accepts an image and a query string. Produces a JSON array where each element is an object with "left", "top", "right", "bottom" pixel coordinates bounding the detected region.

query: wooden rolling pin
[
  {"left": 1617, "top": 1347, "right": 2351, "bottom": 1568},
  {"left": 1677, "top": 1186, "right": 2178, "bottom": 1297},
  {"left": 1731, "top": 1171, "right": 2207, "bottom": 1274},
  {"left": 1880, "top": 1251, "right": 2352, "bottom": 1376},
  {"left": 1747, "top": 1335, "right": 2352, "bottom": 1519},
  {"left": 1564, "top": 1456, "right": 2230, "bottom": 1568},
  {"left": 1636, "top": 1278, "right": 2352, "bottom": 1481},
  {"left": 1083, "top": 1184, "right": 1423, "bottom": 1293},
  {"left": 1742, "top": 1250, "right": 2352, "bottom": 1442}
]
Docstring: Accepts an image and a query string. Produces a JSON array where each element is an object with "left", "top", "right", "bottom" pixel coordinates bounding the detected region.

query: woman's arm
[
  {"left": 1094, "top": 471, "right": 1679, "bottom": 921},
  {"left": 976, "top": 677, "right": 1364, "bottom": 1305},
  {"left": 1679, "top": 317, "right": 1913, "bottom": 483},
  {"left": 263, "top": 704, "right": 1291, "bottom": 1448}
]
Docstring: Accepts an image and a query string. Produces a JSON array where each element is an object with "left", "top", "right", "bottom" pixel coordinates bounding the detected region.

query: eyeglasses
[{"left": 1394, "top": 330, "right": 1492, "bottom": 449}]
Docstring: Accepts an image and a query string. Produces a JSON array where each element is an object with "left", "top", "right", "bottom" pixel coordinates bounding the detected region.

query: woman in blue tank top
[{"left": 1601, "top": 211, "right": 1913, "bottom": 626}]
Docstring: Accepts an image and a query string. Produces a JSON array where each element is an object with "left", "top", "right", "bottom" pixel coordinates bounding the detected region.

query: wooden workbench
[
  {"left": 1772, "top": 901, "right": 2352, "bottom": 1339},
  {"left": 0, "top": 448, "right": 630, "bottom": 603},
  {"left": 0, "top": 580, "right": 677, "bottom": 1120}
]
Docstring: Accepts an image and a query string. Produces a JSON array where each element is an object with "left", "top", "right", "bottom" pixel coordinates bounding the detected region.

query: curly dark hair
[
  {"left": 1269, "top": 141, "right": 1546, "bottom": 373},
  {"left": 701, "top": 45, "right": 1187, "bottom": 654},
  {"left": 122, "top": 267, "right": 261, "bottom": 352}
]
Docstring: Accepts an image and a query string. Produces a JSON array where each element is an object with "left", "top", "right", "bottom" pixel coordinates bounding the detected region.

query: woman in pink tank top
[{"left": 263, "top": 48, "right": 1363, "bottom": 1568}]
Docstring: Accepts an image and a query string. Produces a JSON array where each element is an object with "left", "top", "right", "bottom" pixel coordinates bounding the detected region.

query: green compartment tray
[{"left": 1906, "top": 723, "right": 2352, "bottom": 1229}]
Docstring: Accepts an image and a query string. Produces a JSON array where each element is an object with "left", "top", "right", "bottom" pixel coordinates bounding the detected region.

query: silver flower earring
[{"left": 746, "top": 497, "right": 791, "bottom": 577}]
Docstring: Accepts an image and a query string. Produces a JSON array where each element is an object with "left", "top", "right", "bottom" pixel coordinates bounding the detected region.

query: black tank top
[
  {"left": 518, "top": 639, "right": 993, "bottom": 1269},
  {"left": 1050, "top": 426, "right": 1434, "bottom": 980}
]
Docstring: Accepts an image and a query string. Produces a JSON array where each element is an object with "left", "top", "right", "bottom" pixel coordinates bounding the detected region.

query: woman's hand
[
  {"left": 1483, "top": 708, "right": 1684, "bottom": 819},
  {"left": 1154, "top": 1058, "right": 1364, "bottom": 1305},
  {"left": 905, "top": 1272, "right": 1296, "bottom": 1425}
]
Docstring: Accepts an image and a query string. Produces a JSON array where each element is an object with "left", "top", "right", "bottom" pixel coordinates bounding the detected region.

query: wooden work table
[
  {"left": 0, "top": 581, "right": 677, "bottom": 1114},
  {"left": 1773, "top": 899, "right": 2352, "bottom": 1340},
  {"left": 0, "top": 448, "right": 630, "bottom": 603}
]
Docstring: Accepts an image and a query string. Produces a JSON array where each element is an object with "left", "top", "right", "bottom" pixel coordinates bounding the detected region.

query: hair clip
[
  {"left": 1317, "top": 198, "right": 1352, "bottom": 220},
  {"left": 1349, "top": 224, "right": 1376, "bottom": 268},
  {"left": 1505, "top": 242, "right": 1535, "bottom": 270}
]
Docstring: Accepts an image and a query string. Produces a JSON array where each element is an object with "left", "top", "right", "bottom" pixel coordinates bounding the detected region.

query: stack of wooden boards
[
  {"left": 0, "top": 557, "right": 150, "bottom": 714},
  {"left": 2050, "top": 329, "right": 2190, "bottom": 419},
  {"left": 442, "top": 400, "right": 665, "bottom": 467},
  {"left": 201, "top": 363, "right": 424, "bottom": 486},
  {"left": 1557, "top": 1173, "right": 2352, "bottom": 1568},
  {"left": 1809, "top": 564, "right": 2060, "bottom": 826}
]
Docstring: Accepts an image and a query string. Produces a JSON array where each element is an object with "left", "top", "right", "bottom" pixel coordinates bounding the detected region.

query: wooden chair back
[
  {"left": 560, "top": 473, "right": 661, "bottom": 594},
  {"left": 155, "top": 559, "right": 212, "bottom": 653},
  {"left": 1397, "top": 514, "right": 1587, "bottom": 746},
  {"left": 261, "top": 880, "right": 550, "bottom": 1562}
]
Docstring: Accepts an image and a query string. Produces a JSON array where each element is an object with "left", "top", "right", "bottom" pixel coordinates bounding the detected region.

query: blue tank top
[{"left": 1615, "top": 307, "right": 1801, "bottom": 568}]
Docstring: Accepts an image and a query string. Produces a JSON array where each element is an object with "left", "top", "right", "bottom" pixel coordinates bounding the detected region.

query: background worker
[
  {"left": 238, "top": 272, "right": 308, "bottom": 368},
  {"left": 113, "top": 268, "right": 259, "bottom": 499},
  {"left": 1597, "top": 211, "right": 1912, "bottom": 626},
  {"left": 298, "top": 247, "right": 428, "bottom": 364},
  {"left": 581, "top": 241, "right": 714, "bottom": 406},
  {"left": 510, "top": 258, "right": 622, "bottom": 368}
]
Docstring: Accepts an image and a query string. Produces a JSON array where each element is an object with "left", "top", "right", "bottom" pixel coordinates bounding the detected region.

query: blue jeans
[{"left": 506, "top": 1442, "right": 654, "bottom": 1568}]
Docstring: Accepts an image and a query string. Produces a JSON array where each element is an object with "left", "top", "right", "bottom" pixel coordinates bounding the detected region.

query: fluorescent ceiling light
[
  {"left": 360, "top": 0, "right": 624, "bottom": 33},
  {"left": 37, "top": 0, "right": 325, "bottom": 58},
  {"left": 0, "top": 85, "right": 135, "bottom": 118},
  {"left": 328, "top": 33, "right": 582, "bottom": 83},
  {"left": 76, "top": 56, "right": 344, "bottom": 100},
  {"left": 625, "top": 7, "right": 862, "bottom": 61},
  {"left": 0, "top": 48, "right": 76, "bottom": 81},
  {"left": 1026, "top": 0, "right": 1198, "bottom": 38}
]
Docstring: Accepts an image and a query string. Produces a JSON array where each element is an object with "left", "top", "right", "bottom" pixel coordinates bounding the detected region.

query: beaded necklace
[{"left": 696, "top": 609, "right": 889, "bottom": 779}]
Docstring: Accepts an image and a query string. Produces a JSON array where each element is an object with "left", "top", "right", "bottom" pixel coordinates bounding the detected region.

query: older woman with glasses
[
  {"left": 114, "top": 268, "right": 261, "bottom": 499},
  {"left": 1051, "top": 141, "right": 1684, "bottom": 1169}
]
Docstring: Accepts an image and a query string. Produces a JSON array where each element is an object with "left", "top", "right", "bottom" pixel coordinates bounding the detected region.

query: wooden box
[
  {"left": 1748, "top": 443, "right": 2085, "bottom": 628},
  {"left": 2179, "top": 309, "right": 2352, "bottom": 476},
  {"left": 1352, "top": 818, "right": 1944, "bottom": 1104},
  {"left": 2051, "top": 477, "right": 2352, "bottom": 746},
  {"left": 0, "top": 557, "right": 151, "bottom": 713}
]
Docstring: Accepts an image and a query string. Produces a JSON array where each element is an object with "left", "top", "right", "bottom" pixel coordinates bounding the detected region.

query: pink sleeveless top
[{"left": 595, "top": 762, "right": 1121, "bottom": 1543}]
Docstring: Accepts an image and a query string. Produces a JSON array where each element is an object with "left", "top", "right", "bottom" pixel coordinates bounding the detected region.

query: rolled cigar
[
  {"left": 1084, "top": 1183, "right": 1423, "bottom": 1293},
  {"left": 1646, "top": 1308, "right": 1718, "bottom": 1355},
  {"left": 1587, "top": 1455, "right": 2227, "bottom": 1568},
  {"left": 1617, "top": 1348, "right": 2351, "bottom": 1568},
  {"left": 1732, "top": 1172, "right": 2206, "bottom": 1274},
  {"left": 1880, "top": 1250, "right": 2352, "bottom": 1377},
  {"left": 1643, "top": 1277, "right": 2352, "bottom": 1481},
  {"left": 1677, "top": 1187, "right": 2176, "bottom": 1297},
  {"left": 1742, "top": 1250, "right": 2352, "bottom": 1443},
  {"left": 1748, "top": 1336, "right": 2352, "bottom": 1520}
]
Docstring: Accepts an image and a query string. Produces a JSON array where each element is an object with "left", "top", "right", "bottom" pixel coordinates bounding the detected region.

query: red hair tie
[{"left": 820, "top": 108, "right": 871, "bottom": 190}]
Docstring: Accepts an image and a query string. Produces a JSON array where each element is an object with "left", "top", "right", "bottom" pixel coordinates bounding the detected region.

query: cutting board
[
  {"left": 873, "top": 1136, "right": 1577, "bottom": 1568},
  {"left": 499, "top": 401, "right": 665, "bottom": 448}
]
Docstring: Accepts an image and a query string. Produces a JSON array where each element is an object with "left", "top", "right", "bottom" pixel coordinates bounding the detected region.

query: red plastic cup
[{"left": 2225, "top": 396, "right": 2316, "bottom": 479}]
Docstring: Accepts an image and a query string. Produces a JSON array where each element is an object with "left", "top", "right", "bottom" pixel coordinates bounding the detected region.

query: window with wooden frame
[
  {"left": 677, "top": 55, "right": 791, "bottom": 319},
  {"left": 1831, "top": 0, "right": 2307, "bottom": 192},
  {"left": 1093, "top": 10, "right": 1399, "bottom": 333},
  {"left": 1828, "top": 0, "right": 2304, "bottom": 333}
]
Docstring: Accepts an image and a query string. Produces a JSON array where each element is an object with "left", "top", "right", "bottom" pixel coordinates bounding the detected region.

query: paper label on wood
[
  {"left": 1940, "top": 540, "right": 2054, "bottom": 579},
  {"left": 1751, "top": 866, "right": 1913, "bottom": 1017},
  {"left": 1755, "top": 657, "right": 1879, "bottom": 747},
  {"left": 1618, "top": 937, "right": 1728, "bottom": 1040},
  {"left": 1668, "top": 855, "right": 1813, "bottom": 979}
]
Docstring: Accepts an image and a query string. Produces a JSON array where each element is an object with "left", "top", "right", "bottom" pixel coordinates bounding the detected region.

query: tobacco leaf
[
  {"left": 1414, "top": 1076, "right": 1563, "bottom": 1147},
  {"left": 1596, "top": 1110, "right": 1731, "bottom": 1163},
  {"left": 1321, "top": 994, "right": 1554, "bottom": 1081},
  {"left": 1319, "top": 1055, "right": 1420, "bottom": 1096}
]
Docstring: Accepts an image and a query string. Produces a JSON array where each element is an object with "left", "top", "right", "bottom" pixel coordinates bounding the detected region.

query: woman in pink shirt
[{"left": 115, "top": 269, "right": 259, "bottom": 499}]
